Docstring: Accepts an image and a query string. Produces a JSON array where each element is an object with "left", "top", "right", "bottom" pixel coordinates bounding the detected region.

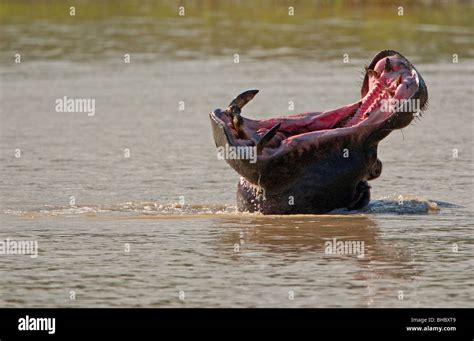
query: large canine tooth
[
  {"left": 226, "top": 90, "right": 259, "bottom": 139},
  {"left": 226, "top": 89, "right": 259, "bottom": 114},
  {"left": 384, "top": 57, "right": 392, "bottom": 72},
  {"left": 256, "top": 122, "right": 281, "bottom": 153},
  {"left": 232, "top": 116, "right": 247, "bottom": 139}
]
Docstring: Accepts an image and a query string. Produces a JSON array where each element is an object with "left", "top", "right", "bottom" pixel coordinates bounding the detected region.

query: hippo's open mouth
[
  {"left": 211, "top": 51, "right": 427, "bottom": 159},
  {"left": 210, "top": 50, "right": 428, "bottom": 214}
]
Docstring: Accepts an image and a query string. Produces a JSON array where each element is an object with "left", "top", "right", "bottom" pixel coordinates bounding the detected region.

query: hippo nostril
[{"left": 369, "top": 159, "right": 383, "bottom": 180}]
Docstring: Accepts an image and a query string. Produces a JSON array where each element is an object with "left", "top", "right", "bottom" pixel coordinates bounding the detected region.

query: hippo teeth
[
  {"left": 384, "top": 57, "right": 392, "bottom": 72},
  {"left": 226, "top": 89, "right": 260, "bottom": 139},
  {"left": 255, "top": 123, "right": 281, "bottom": 153},
  {"left": 345, "top": 80, "right": 385, "bottom": 126},
  {"left": 211, "top": 52, "right": 425, "bottom": 157},
  {"left": 344, "top": 57, "right": 419, "bottom": 127}
]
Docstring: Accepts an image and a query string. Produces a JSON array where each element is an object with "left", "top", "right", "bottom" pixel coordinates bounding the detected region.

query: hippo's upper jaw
[{"left": 210, "top": 50, "right": 428, "bottom": 214}]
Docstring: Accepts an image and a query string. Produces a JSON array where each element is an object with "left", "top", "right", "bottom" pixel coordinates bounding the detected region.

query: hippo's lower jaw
[{"left": 210, "top": 50, "right": 428, "bottom": 214}]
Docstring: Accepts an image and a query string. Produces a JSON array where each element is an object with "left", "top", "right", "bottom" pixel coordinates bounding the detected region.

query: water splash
[{"left": 2, "top": 195, "right": 451, "bottom": 218}]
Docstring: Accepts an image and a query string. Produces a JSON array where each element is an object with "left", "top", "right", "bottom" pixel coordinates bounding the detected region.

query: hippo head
[{"left": 210, "top": 50, "right": 428, "bottom": 214}]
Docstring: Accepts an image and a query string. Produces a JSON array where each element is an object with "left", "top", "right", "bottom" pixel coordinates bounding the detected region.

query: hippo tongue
[{"left": 249, "top": 101, "right": 363, "bottom": 148}]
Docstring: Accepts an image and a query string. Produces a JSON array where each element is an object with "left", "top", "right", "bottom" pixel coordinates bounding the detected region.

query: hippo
[{"left": 210, "top": 50, "right": 428, "bottom": 214}]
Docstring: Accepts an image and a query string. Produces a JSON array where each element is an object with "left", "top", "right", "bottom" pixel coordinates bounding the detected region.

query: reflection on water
[
  {"left": 216, "top": 215, "right": 418, "bottom": 281},
  {"left": 219, "top": 215, "right": 379, "bottom": 255}
]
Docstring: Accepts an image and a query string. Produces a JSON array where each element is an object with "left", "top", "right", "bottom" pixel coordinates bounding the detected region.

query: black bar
[{"left": 0, "top": 308, "right": 472, "bottom": 337}]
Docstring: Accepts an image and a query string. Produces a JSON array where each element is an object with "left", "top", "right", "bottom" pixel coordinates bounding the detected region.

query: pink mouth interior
[
  {"left": 345, "top": 55, "right": 419, "bottom": 127},
  {"left": 223, "top": 55, "right": 419, "bottom": 151}
]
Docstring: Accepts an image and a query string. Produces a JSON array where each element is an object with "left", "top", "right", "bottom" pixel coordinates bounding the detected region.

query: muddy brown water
[{"left": 0, "top": 6, "right": 473, "bottom": 307}]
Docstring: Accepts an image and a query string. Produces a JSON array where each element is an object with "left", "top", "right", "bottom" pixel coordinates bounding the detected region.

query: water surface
[{"left": 0, "top": 1, "right": 473, "bottom": 307}]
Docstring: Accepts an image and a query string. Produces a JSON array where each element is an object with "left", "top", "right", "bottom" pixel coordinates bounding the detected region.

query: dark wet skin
[{"left": 210, "top": 50, "right": 428, "bottom": 214}]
